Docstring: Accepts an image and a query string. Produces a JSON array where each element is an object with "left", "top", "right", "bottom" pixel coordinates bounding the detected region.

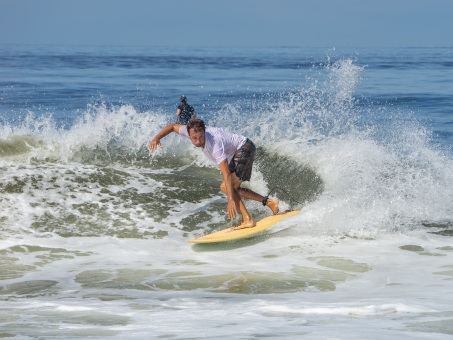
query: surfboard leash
[{"left": 266, "top": 186, "right": 302, "bottom": 210}]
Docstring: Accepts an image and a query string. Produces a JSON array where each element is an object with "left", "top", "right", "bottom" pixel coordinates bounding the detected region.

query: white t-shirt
[{"left": 179, "top": 125, "right": 247, "bottom": 164}]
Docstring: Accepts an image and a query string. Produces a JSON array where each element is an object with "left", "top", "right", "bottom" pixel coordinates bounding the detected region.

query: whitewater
[{"left": 1, "top": 45, "right": 453, "bottom": 339}]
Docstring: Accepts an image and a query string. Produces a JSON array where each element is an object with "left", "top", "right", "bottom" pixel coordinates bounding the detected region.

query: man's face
[{"left": 189, "top": 129, "right": 205, "bottom": 148}]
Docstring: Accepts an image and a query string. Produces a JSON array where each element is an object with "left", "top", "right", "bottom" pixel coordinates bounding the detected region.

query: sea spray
[{"left": 1, "top": 45, "right": 453, "bottom": 339}]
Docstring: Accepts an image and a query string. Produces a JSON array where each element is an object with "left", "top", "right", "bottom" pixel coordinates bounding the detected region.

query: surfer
[
  {"left": 148, "top": 119, "right": 279, "bottom": 230},
  {"left": 175, "top": 95, "right": 197, "bottom": 124}
]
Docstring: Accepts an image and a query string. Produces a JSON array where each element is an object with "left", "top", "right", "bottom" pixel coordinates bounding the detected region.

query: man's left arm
[
  {"left": 218, "top": 160, "right": 238, "bottom": 220},
  {"left": 191, "top": 106, "right": 197, "bottom": 120}
]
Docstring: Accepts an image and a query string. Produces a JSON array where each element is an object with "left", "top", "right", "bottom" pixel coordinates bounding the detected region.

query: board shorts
[{"left": 228, "top": 139, "right": 256, "bottom": 181}]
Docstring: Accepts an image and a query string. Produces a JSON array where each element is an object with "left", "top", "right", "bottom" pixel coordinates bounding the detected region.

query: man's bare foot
[
  {"left": 230, "top": 220, "right": 256, "bottom": 231},
  {"left": 267, "top": 199, "right": 279, "bottom": 215}
]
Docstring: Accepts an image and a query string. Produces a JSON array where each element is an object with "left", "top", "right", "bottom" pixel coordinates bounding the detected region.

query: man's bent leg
[
  {"left": 230, "top": 173, "right": 279, "bottom": 215},
  {"left": 236, "top": 187, "right": 279, "bottom": 215}
]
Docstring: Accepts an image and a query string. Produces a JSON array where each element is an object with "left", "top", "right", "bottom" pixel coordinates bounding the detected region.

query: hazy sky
[{"left": 1, "top": 0, "right": 452, "bottom": 48}]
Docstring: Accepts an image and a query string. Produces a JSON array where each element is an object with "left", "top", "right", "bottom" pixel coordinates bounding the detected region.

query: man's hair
[{"left": 186, "top": 119, "right": 205, "bottom": 135}]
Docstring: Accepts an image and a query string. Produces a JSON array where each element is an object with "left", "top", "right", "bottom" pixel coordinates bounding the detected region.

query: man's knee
[{"left": 220, "top": 175, "right": 241, "bottom": 193}]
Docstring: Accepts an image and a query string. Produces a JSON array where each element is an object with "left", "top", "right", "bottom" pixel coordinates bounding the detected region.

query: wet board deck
[{"left": 188, "top": 210, "right": 301, "bottom": 244}]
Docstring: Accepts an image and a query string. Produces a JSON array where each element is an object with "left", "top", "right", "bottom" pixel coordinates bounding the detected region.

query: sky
[{"left": 0, "top": 0, "right": 452, "bottom": 48}]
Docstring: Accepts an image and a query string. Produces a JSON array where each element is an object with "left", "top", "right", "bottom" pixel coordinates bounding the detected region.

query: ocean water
[{"left": 1, "top": 44, "right": 453, "bottom": 339}]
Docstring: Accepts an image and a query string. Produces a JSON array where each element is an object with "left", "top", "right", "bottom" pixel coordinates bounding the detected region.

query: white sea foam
[{"left": 1, "top": 48, "right": 453, "bottom": 339}]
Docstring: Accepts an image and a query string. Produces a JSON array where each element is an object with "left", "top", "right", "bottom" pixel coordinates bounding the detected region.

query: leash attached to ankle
[{"left": 262, "top": 195, "right": 269, "bottom": 206}]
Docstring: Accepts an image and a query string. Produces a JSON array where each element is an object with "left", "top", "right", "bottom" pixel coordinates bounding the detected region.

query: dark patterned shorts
[{"left": 228, "top": 139, "right": 256, "bottom": 181}]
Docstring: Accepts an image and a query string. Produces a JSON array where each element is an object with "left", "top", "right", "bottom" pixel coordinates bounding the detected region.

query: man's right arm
[
  {"left": 148, "top": 123, "right": 184, "bottom": 151},
  {"left": 175, "top": 108, "right": 181, "bottom": 123}
]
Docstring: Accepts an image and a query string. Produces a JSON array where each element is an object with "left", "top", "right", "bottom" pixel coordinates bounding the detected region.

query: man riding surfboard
[{"left": 148, "top": 119, "right": 279, "bottom": 230}]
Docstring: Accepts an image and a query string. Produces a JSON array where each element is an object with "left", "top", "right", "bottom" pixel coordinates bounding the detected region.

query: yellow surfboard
[{"left": 188, "top": 210, "right": 301, "bottom": 244}]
